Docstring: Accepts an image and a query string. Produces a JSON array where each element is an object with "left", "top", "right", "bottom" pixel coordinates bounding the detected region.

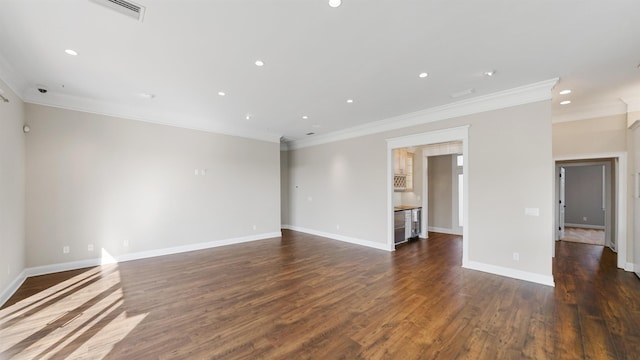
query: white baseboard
[
  {"left": 564, "top": 223, "right": 605, "bottom": 230},
  {"left": 464, "top": 261, "right": 555, "bottom": 287},
  {"left": 625, "top": 262, "right": 635, "bottom": 272},
  {"left": 1, "top": 232, "right": 281, "bottom": 307},
  {"left": 428, "top": 226, "right": 462, "bottom": 235},
  {"left": 0, "top": 270, "right": 27, "bottom": 307},
  {"left": 282, "top": 225, "right": 393, "bottom": 251}
]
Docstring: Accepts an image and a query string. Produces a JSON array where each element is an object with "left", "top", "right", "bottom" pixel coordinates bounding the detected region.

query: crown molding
[
  {"left": 22, "top": 89, "right": 282, "bottom": 143},
  {"left": 0, "top": 53, "right": 27, "bottom": 100},
  {"left": 288, "top": 78, "right": 558, "bottom": 150},
  {"left": 0, "top": 54, "right": 280, "bottom": 143},
  {"left": 621, "top": 97, "right": 640, "bottom": 113},
  {"left": 552, "top": 100, "right": 627, "bottom": 124}
]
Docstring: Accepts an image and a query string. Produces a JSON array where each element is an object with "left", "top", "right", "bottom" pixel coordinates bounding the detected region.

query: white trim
[
  {"left": 0, "top": 59, "right": 280, "bottom": 143},
  {"left": 428, "top": 226, "right": 462, "bottom": 235},
  {"left": 0, "top": 232, "right": 281, "bottom": 306},
  {"left": 621, "top": 97, "right": 640, "bottom": 113},
  {"left": 564, "top": 223, "right": 606, "bottom": 230},
  {"left": 25, "top": 232, "right": 281, "bottom": 278},
  {"left": 554, "top": 152, "right": 628, "bottom": 270},
  {"left": 0, "top": 52, "right": 27, "bottom": 99},
  {"left": 552, "top": 101, "right": 627, "bottom": 124},
  {"left": 386, "top": 126, "right": 470, "bottom": 267},
  {"left": 289, "top": 79, "right": 557, "bottom": 150},
  {"left": 0, "top": 271, "right": 27, "bottom": 307},
  {"left": 625, "top": 262, "right": 635, "bottom": 272},
  {"left": 23, "top": 92, "right": 281, "bottom": 143},
  {"left": 465, "top": 261, "right": 555, "bottom": 287},
  {"left": 282, "top": 225, "right": 393, "bottom": 251}
]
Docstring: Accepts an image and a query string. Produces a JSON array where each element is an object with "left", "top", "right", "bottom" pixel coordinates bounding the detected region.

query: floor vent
[{"left": 90, "top": 0, "right": 146, "bottom": 21}]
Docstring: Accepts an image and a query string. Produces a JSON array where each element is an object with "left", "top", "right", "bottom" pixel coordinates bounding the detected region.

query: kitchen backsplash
[{"left": 393, "top": 191, "right": 421, "bottom": 207}]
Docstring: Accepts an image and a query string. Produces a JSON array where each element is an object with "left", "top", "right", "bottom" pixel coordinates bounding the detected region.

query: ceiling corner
[{"left": 0, "top": 53, "right": 27, "bottom": 100}]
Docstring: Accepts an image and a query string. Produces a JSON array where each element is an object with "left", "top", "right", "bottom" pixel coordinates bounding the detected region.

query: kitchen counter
[{"left": 394, "top": 205, "right": 422, "bottom": 212}]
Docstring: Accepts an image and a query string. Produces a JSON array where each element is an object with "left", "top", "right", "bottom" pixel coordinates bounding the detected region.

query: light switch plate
[{"left": 525, "top": 208, "right": 540, "bottom": 216}]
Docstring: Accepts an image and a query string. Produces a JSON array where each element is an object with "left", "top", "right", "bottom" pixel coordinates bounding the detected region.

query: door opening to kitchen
[{"left": 387, "top": 126, "right": 469, "bottom": 266}]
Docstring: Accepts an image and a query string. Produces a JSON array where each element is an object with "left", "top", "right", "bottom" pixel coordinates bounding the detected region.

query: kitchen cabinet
[
  {"left": 394, "top": 149, "right": 414, "bottom": 192},
  {"left": 394, "top": 149, "right": 407, "bottom": 174}
]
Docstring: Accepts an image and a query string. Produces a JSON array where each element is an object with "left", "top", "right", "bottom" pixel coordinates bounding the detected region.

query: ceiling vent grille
[{"left": 90, "top": 0, "right": 146, "bottom": 21}]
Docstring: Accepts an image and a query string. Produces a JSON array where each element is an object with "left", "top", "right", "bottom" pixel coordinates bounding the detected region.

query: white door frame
[
  {"left": 556, "top": 161, "right": 613, "bottom": 246},
  {"left": 554, "top": 153, "right": 627, "bottom": 270},
  {"left": 558, "top": 166, "right": 566, "bottom": 240},
  {"left": 386, "top": 126, "right": 470, "bottom": 267}
]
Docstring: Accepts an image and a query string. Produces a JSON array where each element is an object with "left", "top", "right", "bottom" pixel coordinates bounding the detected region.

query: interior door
[{"left": 558, "top": 167, "right": 566, "bottom": 240}]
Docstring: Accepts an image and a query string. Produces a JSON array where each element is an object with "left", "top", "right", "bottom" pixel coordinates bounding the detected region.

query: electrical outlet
[
  {"left": 194, "top": 169, "right": 199, "bottom": 176},
  {"left": 336, "top": 224, "right": 340, "bottom": 230},
  {"left": 63, "top": 246, "right": 70, "bottom": 254},
  {"left": 252, "top": 225, "right": 257, "bottom": 230},
  {"left": 583, "top": 216, "right": 587, "bottom": 222},
  {"left": 513, "top": 252, "right": 519, "bottom": 261},
  {"left": 123, "top": 240, "right": 129, "bottom": 248},
  {"left": 88, "top": 244, "right": 94, "bottom": 252},
  {"left": 201, "top": 169, "right": 207, "bottom": 176}
]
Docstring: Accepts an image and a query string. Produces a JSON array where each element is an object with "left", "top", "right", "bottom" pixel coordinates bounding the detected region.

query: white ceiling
[{"left": 1, "top": 0, "right": 639, "bottom": 143}]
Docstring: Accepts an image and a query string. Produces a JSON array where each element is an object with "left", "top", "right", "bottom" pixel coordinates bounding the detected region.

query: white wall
[
  {"left": 428, "top": 155, "right": 453, "bottom": 229},
  {"left": 289, "top": 101, "right": 553, "bottom": 280},
  {"left": 25, "top": 104, "right": 281, "bottom": 268},
  {"left": 0, "top": 80, "right": 26, "bottom": 299},
  {"left": 553, "top": 115, "right": 627, "bottom": 155},
  {"left": 564, "top": 165, "right": 605, "bottom": 227},
  {"left": 280, "top": 150, "right": 290, "bottom": 226},
  {"left": 553, "top": 114, "right": 632, "bottom": 266}
]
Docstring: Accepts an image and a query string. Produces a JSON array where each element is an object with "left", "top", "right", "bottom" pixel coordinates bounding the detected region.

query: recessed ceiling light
[
  {"left": 418, "top": 72, "right": 428, "bottom": 78},
  {"left": 560, "top": 100, "right": 571, "bottom": 105},
  {"left": 139, "top": 93, "right": 155, "bottom": 99},
  {"left": 245, "top": 115, "right": 251, "bottom": 120},
  {"left": 255, "top": 60, "right": 264, "bottom": 67},
  {"left": 65, "top": 49, "right": 78, "bottom": 56},
  {"left": 328, "top": 0, "right": 341, "bottom": 7},
  {"left": 302, "top": 115, "right": 309, "bottom": 120},
  {"left": 483, "top": 70, "right": 496, "bottom": 77},
  {"left": 559, "top": 89, "right": 572, "bottom": 95},
  {"left": 218, "top": 91, "right": 226, "bottom": 96},
  {"left": 346, "top": 99, "right": 354, "bottom": 103}
]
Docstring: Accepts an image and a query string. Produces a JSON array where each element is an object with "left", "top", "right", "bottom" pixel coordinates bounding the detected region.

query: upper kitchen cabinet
[
  {"left": 394, "top": 149, "right": 414, "bottom": 192},
  {"left": 394, "top": 149, "right": 406, "bottom": 175}
]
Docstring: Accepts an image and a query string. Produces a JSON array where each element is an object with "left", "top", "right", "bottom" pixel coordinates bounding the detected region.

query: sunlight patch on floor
[{"left": 0, "top": 264, "right": 147, "bottom": 359}]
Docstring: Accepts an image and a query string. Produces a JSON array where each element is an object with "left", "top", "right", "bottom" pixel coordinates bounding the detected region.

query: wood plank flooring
[
  {"left": 562, "top": 227, "right": 605, "bottom": 246},
  {"left": 1, "top": 231, "right": 640, "bottom": 359}
]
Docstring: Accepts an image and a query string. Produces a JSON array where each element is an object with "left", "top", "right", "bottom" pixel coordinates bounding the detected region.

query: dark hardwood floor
[{"left": 1, "top": 231, "right": 639, "bottom": 359}]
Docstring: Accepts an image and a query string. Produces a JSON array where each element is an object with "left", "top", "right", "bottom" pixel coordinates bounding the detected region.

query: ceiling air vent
[{"left": 90, "top": 0, "right": 146, "bottom": 21}]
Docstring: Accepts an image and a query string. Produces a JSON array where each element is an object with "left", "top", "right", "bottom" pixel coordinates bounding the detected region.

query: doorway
[
  {"left": 422, "top": 152, "right": 463, "bottom": 236},
  {"left": 386, "top": 126, "right": 469, "bottom": 266},
  {"left": 557, "top": 161, "right": 612, "bottom": 247},
  {"left": 554, "top": 154, "right": 628, "bottom": 269}
]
